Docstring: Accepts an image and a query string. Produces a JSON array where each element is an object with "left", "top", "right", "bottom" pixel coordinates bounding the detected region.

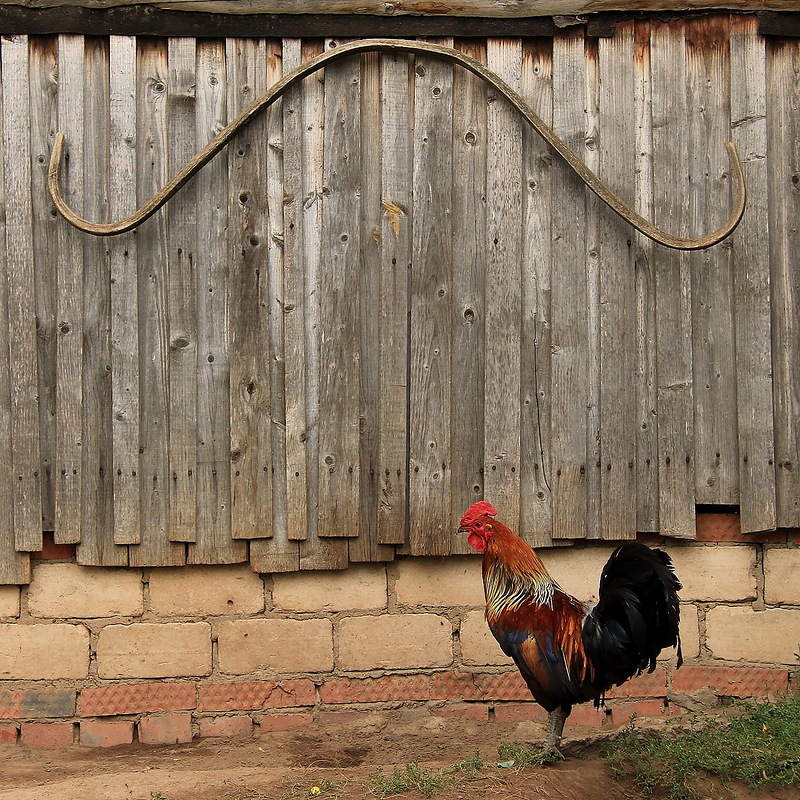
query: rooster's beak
[{"left": 457, "top": 526, "right": 469, "bottom": 534}]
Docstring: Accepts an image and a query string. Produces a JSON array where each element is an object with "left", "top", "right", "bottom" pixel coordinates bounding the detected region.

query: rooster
[{"left": 459, "top": 501, "right": 682, "bottom": 759}]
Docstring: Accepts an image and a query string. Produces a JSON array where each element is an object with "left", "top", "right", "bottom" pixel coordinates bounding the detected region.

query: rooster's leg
[{"left": 542, "top": 707, "right": 569, "bottom": 759}]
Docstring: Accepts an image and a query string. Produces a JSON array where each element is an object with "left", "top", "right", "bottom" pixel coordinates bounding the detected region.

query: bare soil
[{"left": 0, "top": 713, "right": 794, "bottom": 800}]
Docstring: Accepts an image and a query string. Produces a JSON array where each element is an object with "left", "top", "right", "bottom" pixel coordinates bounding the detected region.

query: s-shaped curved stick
[{"left": 48, "top": 37, "right": 746, "bottom": 249}]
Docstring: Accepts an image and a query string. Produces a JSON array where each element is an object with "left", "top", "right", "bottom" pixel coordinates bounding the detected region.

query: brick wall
[{"left": 0, "top": 514, "right": 797, "bottom": 748}]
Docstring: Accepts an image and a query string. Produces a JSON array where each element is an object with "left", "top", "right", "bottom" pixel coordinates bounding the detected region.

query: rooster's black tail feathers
[{"left": 582, "top": 542, "right": 682, "bottom": 697}]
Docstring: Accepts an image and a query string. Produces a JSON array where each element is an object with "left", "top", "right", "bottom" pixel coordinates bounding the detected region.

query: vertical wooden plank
[
  {"left": 316, "top": 41, "right": 362, "bottom": 542},
  {"left": 633, "top": 20, "right": 659, "bottom": 533},
  {"left": 686, "top": 15, "right": 739, "bottom": 506},
  {"left": 349, "top": 49, "right": 395, "bottom": 563},
  {"left": 519, "top": 37, "right": 554, "bottom": 548},
  {"left": 483, "top": 38, "right": 523, "bottom": 533},
  {"left": 408, "top": 40, "right": 454, "bottom": 556},
  {"left": 651, "top": 20, "right": 695, "bottom": 539},
  {"left": 227, "top": 37, "right": 273, "bottom": 541},
  {"left": 0, "top": 41, "right": 32, "bottom": 582},
  {"left": 251, "top": 37, "right": 301, "bottom": 573},
  {"left": 550, "top": 30, "right": 588, "bottom": 540},
  {"left": 29, "top": 36, "right": 58, "bottom": 534},
  {"left": 129, "top": 38, "right": 184, "bottom": 567},
  {"left": 377, "top": 48, "right": 411, "bottom": 547},
  {"left": 78, "top": 37, "right": 124, "bottom": 566},
  {"left": 767, "top": 37, "right": 800, "bottom": 527},
  {"left": 109, "top": 35, "right": 141, "bottom": 547},
  {"left": 449, "top": 38, "right": 486, "bottom": 554},
  {"left": 54, "top": 34, "right": 85, "bottom": 545},
  {"left": 189, "top": 38, "right": 244, "bottom": 565},
  {"left": 729, "top": 18, "right": 777, "bottom": 533},
  {"left": 597, "top": 23, "right": 637, "bottom": 540},
  {"left": 166, "top": 36, "right": 198, "bottom": 543}
]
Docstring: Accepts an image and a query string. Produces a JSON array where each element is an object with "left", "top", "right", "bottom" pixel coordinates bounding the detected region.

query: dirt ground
[{"left": 0, "top": 712, "right": 795, "bottom": 800}]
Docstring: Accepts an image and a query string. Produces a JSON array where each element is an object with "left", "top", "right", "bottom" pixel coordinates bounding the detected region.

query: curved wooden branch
[{"left": 48, "top": 37, "right": 746, "bottom": 249}]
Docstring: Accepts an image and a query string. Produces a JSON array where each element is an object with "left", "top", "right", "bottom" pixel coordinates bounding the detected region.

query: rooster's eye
[{"left": 475, "top": 522, "right": 482, "bottom": 529}]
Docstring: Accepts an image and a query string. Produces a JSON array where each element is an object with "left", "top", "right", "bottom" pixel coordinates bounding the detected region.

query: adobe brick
[
  {"left": 337, "top": 614, "right": 452, "bottom": 671},
  {"left": 695, "top": 513, "right": 786, "bottom": 543},
  {"left": 460, "top": 610, "right": 514, "bottom": 666},
  {"left": 0, "top": 623, "right": 89, "bottom": 680},
  {"left": 20, "top": 722, "right": 75, "bottom": 748},
  {"left": 663, "top": 544, "right": 756, "bottom": 602},
  {"left": 677, "top": 603, "right": 700, "bottom": 660},
  {"left": 198, "top": 679, "right": 315, "bottom": 711},
  {"left": 258, "top": 712, "right": 313, "bottom": 732},
  {"left": 0, "top": 687, "right": 75, "bottom": 719},
  {"left": 79, "top": 720, "right": 135, "bottom": 748},
  {"left": 0, "top": 586, "right": 20, "bottom": 618},
  {"left": 217, "top": 619, "right": 333, "bottom": 674},
  {"left": 148, "top": 565, "right": 265, "bottom": 616},
  {"left": 97, "top": 622, "right": 211, "bottom": 679},
  {"left": 705, "top": 606, "right": 800, "bottom": 664},
  {"left": 604, "top": 669, "right": 667, "bottom": 699},
  {"left": 672, "top": 665, "right": 789, "bottom": 697},
  {"left": 80, "top": 682, "right": 196, "bottom": 716},
  {"left": 273, "top": 564, "right": 386, "bottom": 612},
  {"left": 320, "top": 675, "right": 429, "bottom": 704},
  {"left": 393, "top": 557, "right": 484, "bottom": 607},
  {"left": 27, "top": 563, "right": 143, "bottom": 619},
  {"left": 763, "top": 548, "right": 800, "bottom": 605},
  {"left": 138, "top": 713, "right": 193, "bottom": 745},
  {"left": 436, "top": 702, "right": 488, "bottom": 721},
  {"left": 0, "top": 722, "right": 17, "bottom": 743},
  {"left": 198, "top": 715, "right": 253, "bottom": 739},
  {"left": 535, "top": 546, "right": 616, "bottom": 603}
]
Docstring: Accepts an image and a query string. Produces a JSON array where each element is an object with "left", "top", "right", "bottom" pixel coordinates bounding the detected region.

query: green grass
[
  {"left": 602, "top": 692, "right": 800, "bottom": 800},
  {"left": 370, "top": 750, "right": 484, "bottom": 798}
]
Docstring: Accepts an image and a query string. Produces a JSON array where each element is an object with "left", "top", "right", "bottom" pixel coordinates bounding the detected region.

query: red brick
[
  {"left": 31, "top": 533, "right": 76, "bottom": 561},
  {"left": 695, "top": 514, "right": 786, "bottom": 543},
  {"left": 138, "top": 713, "right": 193, "bottom": 745},
  {"left": 0, "top": 688, "right": 76, "bottom": 719},
  {"left": 198, "top": 680, "right": 315, "bottom": 712},
  {"left": 604, "top": 669, "right": 667, "bottom": 700},
  {"left": 316, "top": 710, "right": 362, "bottom": 726},
  {"left": 608, "top": 700, "right": 666, "bottom": 726},
  {"left": 672, "top": 666, "right": 790, "bottom": 697},
  {"left": 259, "top": 713, "right": 314, "bottom": 732},
  {"left": 491, "top": 702, "right": 547, "bottom": 723},
  {"left": 198, "top": 716, "right": 253, "bottom": 739},
  {"left": 0, "top": 722, "right": 18, "bottom": 743},
  {"left": 636, "top": 533, "right": 666, "bottom": 545},
  {"left": 79, "top": 720, "right": 134, "bottom": 748},
  {"left": 20, "top": 722, "right": 75, "bottom": 748},
  {"left": 567, "top": 704, "right": 606, "bottom": 728},
  {"left": 430, "top": 671, "right": 529, "bottom": 702},
  {"left": 437, "top": 703, "right": 488, "bottom": 721},
  {"left": 80, "top": 682, "right": 196, "bottom": 716},
  {"left": 320, "top": 675, "right": 429, "bottom": 704}
]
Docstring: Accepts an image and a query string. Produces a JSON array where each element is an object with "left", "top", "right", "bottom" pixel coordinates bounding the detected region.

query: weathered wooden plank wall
[{"left": 0, "top": 14, "right": 797, "bottom": 582}]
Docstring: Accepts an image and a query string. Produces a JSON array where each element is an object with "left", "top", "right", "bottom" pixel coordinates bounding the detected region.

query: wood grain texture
[{"left": 730, "top": 16, "right": 777, "bottom": 533}]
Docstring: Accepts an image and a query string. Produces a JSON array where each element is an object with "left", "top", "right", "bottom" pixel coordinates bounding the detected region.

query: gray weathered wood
[
  {"left": 483, "top": 38, "right": 522, "bottom": 534},
  {"left": 3, "top": 35, "right": 43, "bottom": 553},
  {"left": 597, "top": 23, "right": 637, "bottom": 540},
  {"left": 29, "top": 35, "right": 58, "bottom": 534},
  {"left": 767, "top": 36, "right": 800, "bottom": 527},
  {"left": 449, "top": 38, "right": 486, "bottom": 555},
  {"left": 651, "top": 19, "right": 695, "bottom": 539},
  {"left": 166, "top": 36, "right": 198, "bottom": 543},
  {"left": 189, "top": 38, "right": 244, "bottom": 564},
  {"left": 550, "top": 30, "right": 588, "bottom": 540},
  {"left": 408, "top": 39, "right": 454, "bottom": 556},
  {"left": 108, "top": 34, "right": 141, "bottom": 547},
  {"left": 377, "top": 49, "right": 411, "bottom": 547},
  {"left": 316, "top": 43, "right": 362, "bottom": 541},
  {"left": 686, "top": 14, "right": 739, "bottom": 506},
  {"left": 730, "top": 16, "right": 777, "bottom": 533},
  {"left": 227, "top": 37, "right": 273, "bottom": 541},
  {"left": 129, "top": 38, "right": 184, "bottom": 567},
  {"left": 519, "top": 37, "right": 554, "bottom": 548}
]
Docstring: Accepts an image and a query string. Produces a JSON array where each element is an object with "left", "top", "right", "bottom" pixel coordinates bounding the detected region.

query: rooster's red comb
[{"left": 460, "top": 501, "right": 498, "bottom": 527}]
